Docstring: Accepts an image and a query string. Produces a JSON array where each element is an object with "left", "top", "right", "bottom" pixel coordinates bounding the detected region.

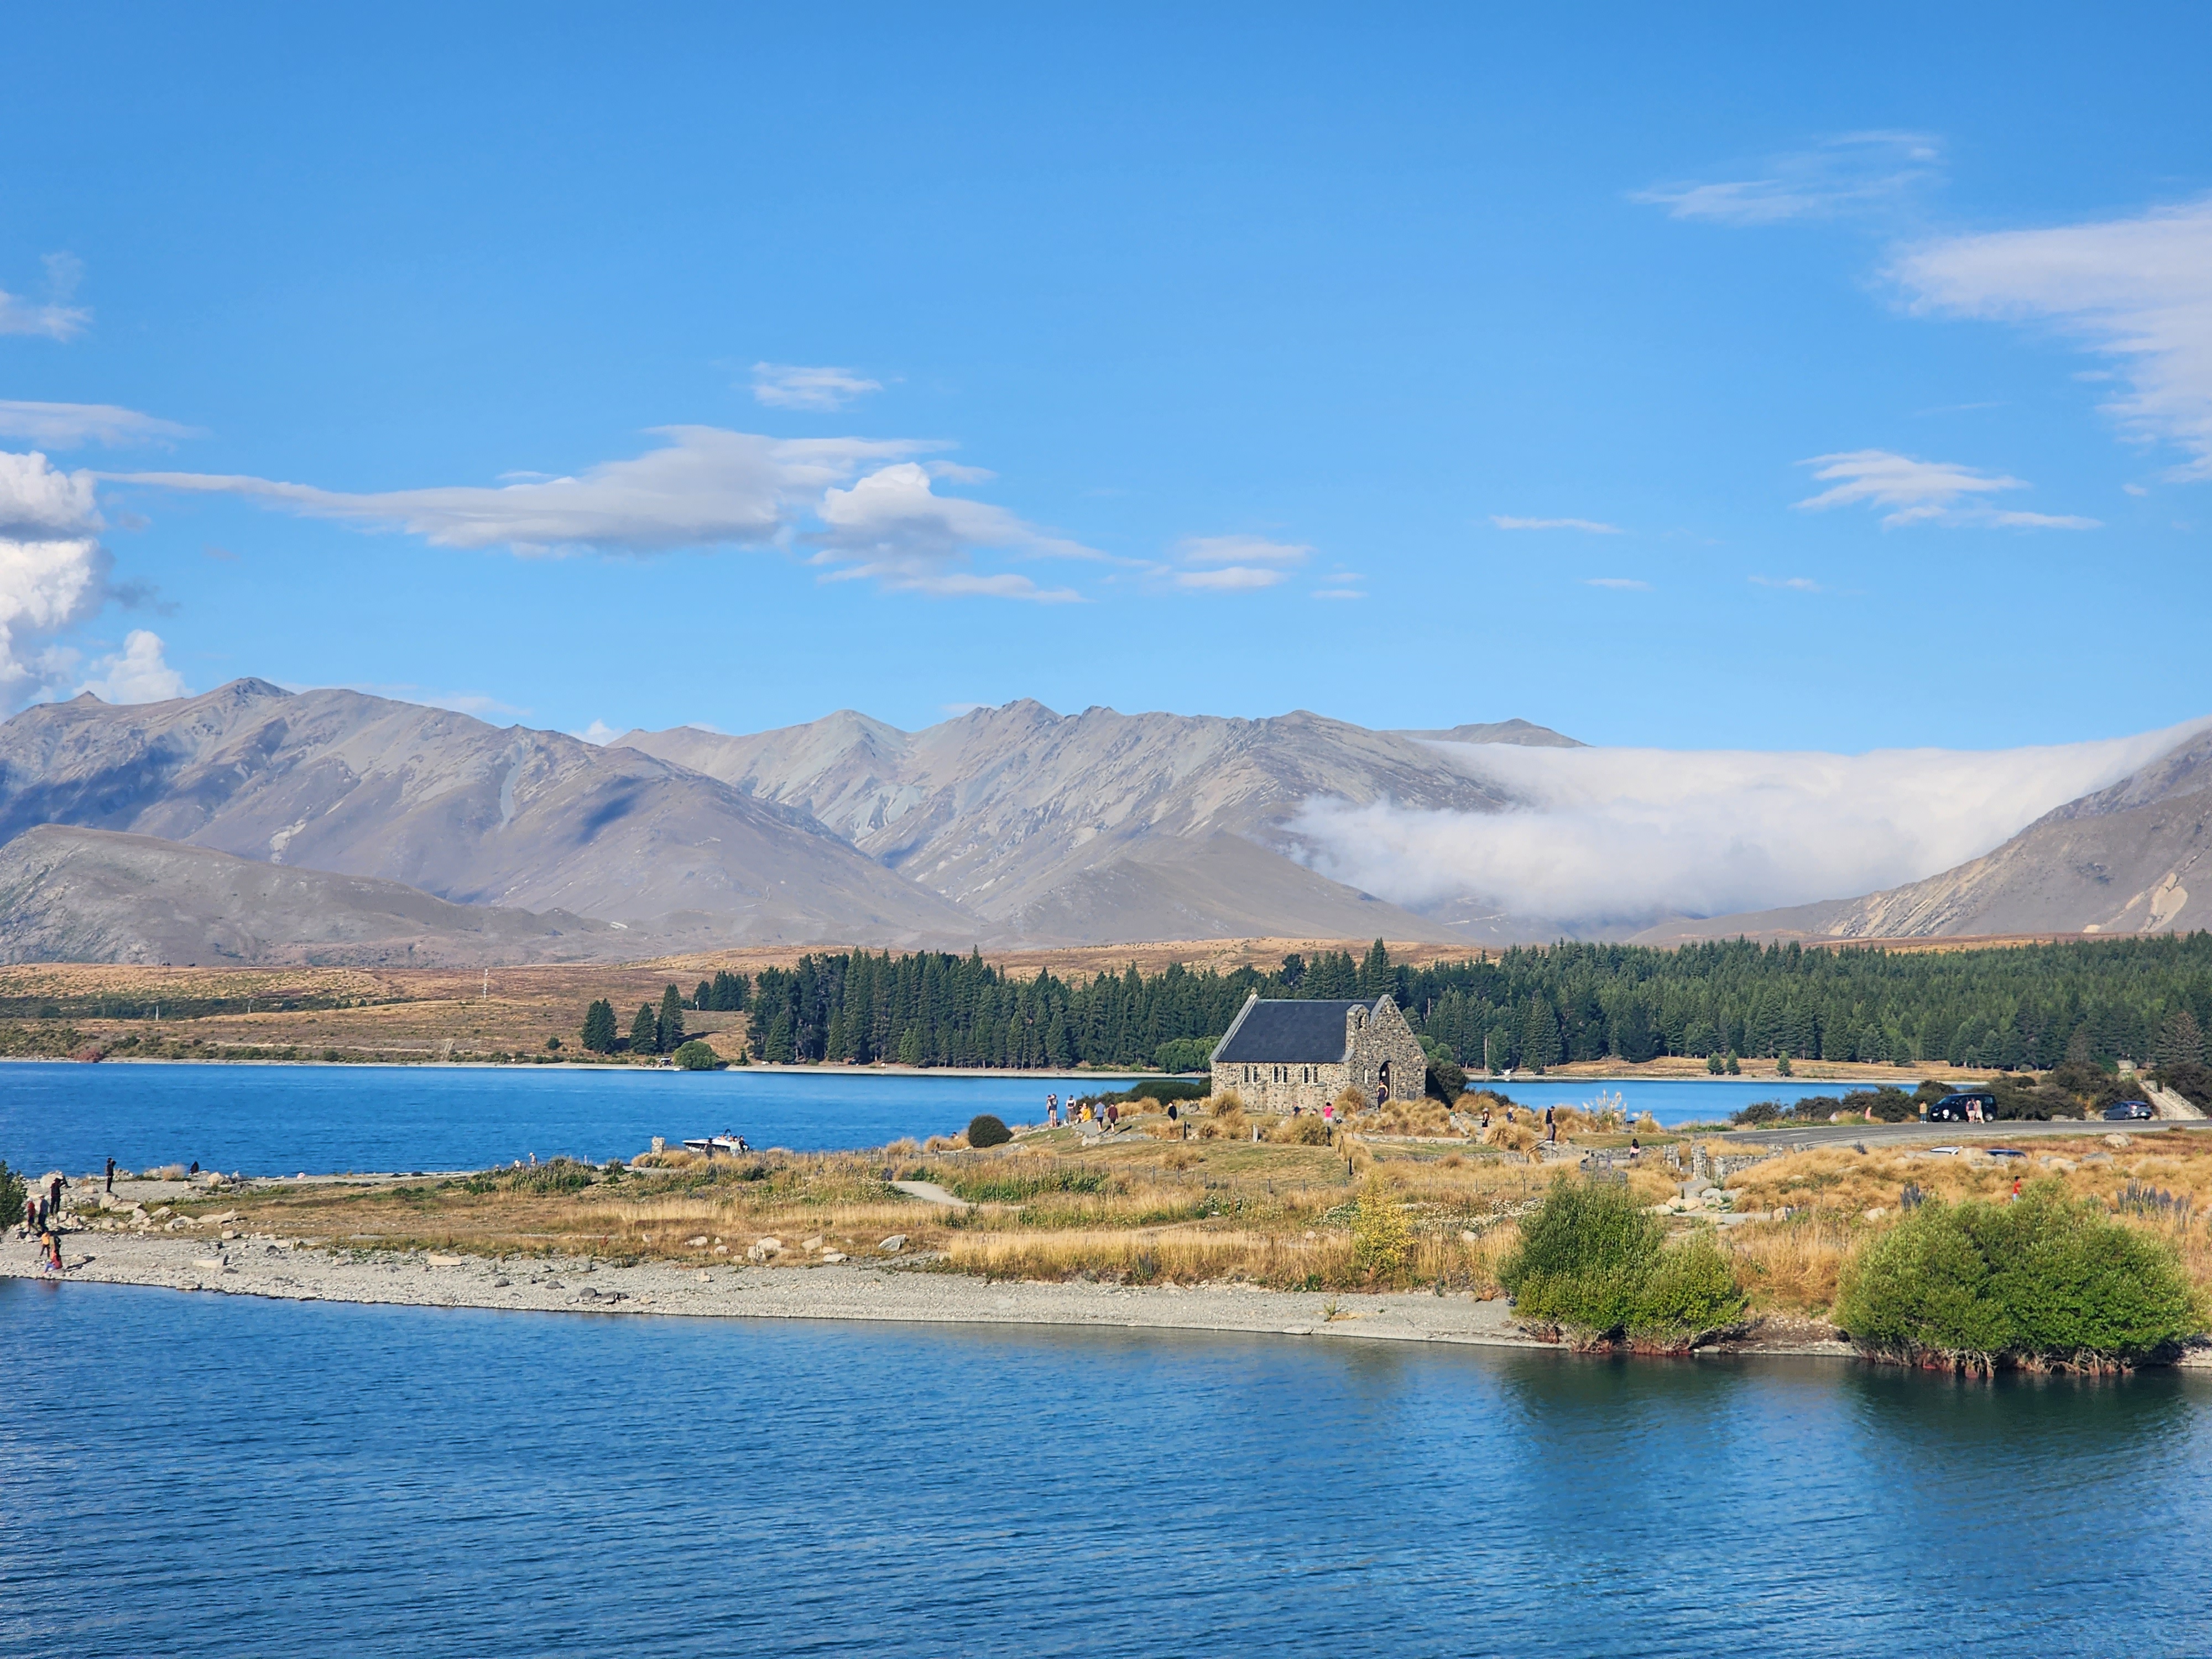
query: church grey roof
[{"left": 1212, "top": 998, "right": 1378, "bottom": 1065}]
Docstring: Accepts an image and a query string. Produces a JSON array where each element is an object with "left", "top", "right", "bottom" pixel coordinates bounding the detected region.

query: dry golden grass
[{"left": 174, "top": 1118, "right": 2212, "bottom": 1314}]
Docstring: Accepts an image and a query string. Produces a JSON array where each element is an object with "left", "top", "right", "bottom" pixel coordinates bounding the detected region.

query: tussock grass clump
[
  {"left": 942, "top": 1168, "right": 1114, "bottom": 1204},
  {"left": 463, "top": 1157, "right": 599, "bottom": 1196},
  {"left": 1272, "top": 1113, "right": 1334, "bottom": 1146}
]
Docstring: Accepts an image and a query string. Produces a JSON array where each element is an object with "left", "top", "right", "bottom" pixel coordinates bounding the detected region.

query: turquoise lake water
[
  {"left": 4, "top": 1278, "right": 2206, "bottom": 1656},
  {"left": 0, "top": 1061, "right": 1869, "bottom": 1177}
]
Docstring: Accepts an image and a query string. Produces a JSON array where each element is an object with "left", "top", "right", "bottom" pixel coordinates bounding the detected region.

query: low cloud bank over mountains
[{"left": 0, "top": 677, "right": 2205, "bottom": 963}]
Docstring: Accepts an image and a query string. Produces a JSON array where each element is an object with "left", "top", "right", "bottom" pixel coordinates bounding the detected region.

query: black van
[{"left": 1928, "top": 1091, "right": 1996, "bottom": 1123}]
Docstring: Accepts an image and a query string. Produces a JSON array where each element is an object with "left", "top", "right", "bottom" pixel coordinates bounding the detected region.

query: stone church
[{"left": 1208, "top": 993, "right": 1429, "bottom": 1114}]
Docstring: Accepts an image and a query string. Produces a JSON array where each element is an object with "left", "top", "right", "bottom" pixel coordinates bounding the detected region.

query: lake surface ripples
[{"left": 4, "top": 1281, "right": 2208, "bottom": 1656}]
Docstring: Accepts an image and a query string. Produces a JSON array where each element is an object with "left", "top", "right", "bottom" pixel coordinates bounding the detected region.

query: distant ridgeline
[{"left": 744, "top": 936, "right": 2212, "bottom": 1074}]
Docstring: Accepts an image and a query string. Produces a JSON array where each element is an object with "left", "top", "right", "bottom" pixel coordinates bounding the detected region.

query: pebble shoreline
[{"left": 4, "top": 1229, "right": 1876, "bottom": 1358}]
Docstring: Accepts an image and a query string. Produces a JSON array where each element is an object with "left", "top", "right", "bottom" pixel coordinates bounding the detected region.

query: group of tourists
[
  {"left": 17, "top": 1172, "right": 67, "bottom": 1272},
  {"left": 1044, "top": 1093, "right": 1125, "bottom": 1129}
]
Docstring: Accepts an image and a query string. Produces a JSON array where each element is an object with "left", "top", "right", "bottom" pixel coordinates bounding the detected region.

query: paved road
[{"left": 1723, "top": 1118, "right": 2212, "bottom": 1151}]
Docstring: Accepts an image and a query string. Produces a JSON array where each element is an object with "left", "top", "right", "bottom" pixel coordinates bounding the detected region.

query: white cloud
[
  {"left": 1635, "top": 132, "right": 1942, "bottom": 226},
  {"left": 811, "top": 461, "right": 1092, "bottom": 602},
  {"left": 1890, "top": 198, "right": 2212, "bottom": 479},
  {"left": 1582, "top": 577, "right": 1651, "bottom": 591},
  {"left": 1795, "top": 450, "right": 2099, "bottom": 529},
  {"left": 1493, "top": 515, "right": 1623, "bottom": 534},
  {"left": 0, "top": 401, "right": 202, "bottom": 449},
  {"left": 77, "top": 630, "right": 187, "bottom": 703},
  {"left": 1177, "top": 565, "right": 1286, "bottom": 591},
  {"left": 1179, "top": 535, "right": 1311, "bottom": 567},
  {"left": 120, "top": 426, "right": 1092, "bottom": 601},
  {"left": 1166, "top": 534, "right": 1312, "bottom": 595},
  {"left": 576, "top": 719, "right": 620, "bottom": 745},
  {"left": 1311, "top": 586, "right": 1366, "bottom": 601},
  {"left": 1290, "top": 718, "right": 2210, "bottom": 930},
  {"left": 0, "top": 253, "right": 91, "bottom": 341},
  {"left": 750, "top": 363, "right": 883, "bottom": 411},
  {"left": 1751, "top": 575, "right": 1824, "bottom": 592},
  {"left": 0, "top": 449, "right": 112, "bottom": 703}
]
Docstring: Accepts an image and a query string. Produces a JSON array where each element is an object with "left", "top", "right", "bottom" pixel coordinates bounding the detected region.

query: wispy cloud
[
  {"left": 575, "top": 719, "right": 620, "bottom": 745},
  {"left": 0, "top": 253, "right": 91, "bottom": 341},
  {"left": 76, "top": 629, "right": 187, "bottom": 703},
  {"left": 1491, "top": 515, "right": 1623, "bottom": 534},
  {"left": 117, "top": 426, "right": 1094, "bottom": 602},
  {"left": 1291, "top": 717, "right": 2209, "bottom": 929},
  {"left": 1794, "top": 450, "right": 2098, "bottom": 529},
  {"left": 1166, "top": 534, "right": 1311, "bottom": 594},
  {"left": 750, "top": 363, "right": 883, "bottom": 411},
  {"left": 1751, "top": 575, "right": 1825, "bottom": 593},
  {"left": 1581, "top": 577, "right": 1651, "bottom": 591},
  {"left": 0, "top": 400, "right": 202, "bottom": 449},
  {"left": 1890, "top": 197, "right": 2212, "bottom": 479},
  {"left": 1635, "top": 132, "right": 1942, "bottom": 226}
]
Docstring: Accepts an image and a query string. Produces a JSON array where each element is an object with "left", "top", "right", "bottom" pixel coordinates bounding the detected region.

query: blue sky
[{"left": 1, "top": 3, "right": 2206, "bottom": 751}]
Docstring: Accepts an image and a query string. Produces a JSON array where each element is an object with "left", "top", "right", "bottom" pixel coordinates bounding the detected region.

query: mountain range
[{"left": 0, "top": 678, "right": 2203, "bottom": 964}]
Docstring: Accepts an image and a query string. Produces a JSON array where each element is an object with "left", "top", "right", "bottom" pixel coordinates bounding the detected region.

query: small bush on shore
[
  {"left": 1833, "top": 1182, "right": 2203, "bottom": 1368},
  {"left": 672, "top": 1040, "right": 720, "bottom": 1071},
  {"left": 966, "top": 1114, "right": 1013, "bottom": 1148},
  {"left": 0, "top": 1160, "right": 24, "bottom": 1227},
  {"left": 1502, "top": 1178, "right": 1745, "bottom": 1343},
  {"left": 1352, "top": 1177, "right": 1411, "bottom": 1279}
]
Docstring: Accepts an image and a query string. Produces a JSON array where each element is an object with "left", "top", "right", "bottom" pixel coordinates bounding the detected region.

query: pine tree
[
  {"left": 658, "top": 984, "right": 685, "bottom": 1052},
  {"left": 580, "top": 999, "right": 617, "bottom": 1053},
  {"left": 693, "top": 980, "right": 713, "bottom": 1013},
  {"left": 1358, "top": 938, "right": 1392, "bottom": 998},
  {"left": 1521, "top": 995, "right": 1561, "bottom": 1071},
  {"left": 2157, "top": 1008, "right": 2206, "bottom": 1070},
  {"left": 629, "top": 1003, "right": 659, "bottom": 1053}
]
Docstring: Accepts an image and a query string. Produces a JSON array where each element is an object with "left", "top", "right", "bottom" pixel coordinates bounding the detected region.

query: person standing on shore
[
  {"left": 106, "top": 1157, "right": 116, "bottom": 1194},
  {"left": 48, "top": 1176, "right": 62, "bottom": 1222}
]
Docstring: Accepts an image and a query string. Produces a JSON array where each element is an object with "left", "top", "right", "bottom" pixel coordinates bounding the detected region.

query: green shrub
[
  {"left": 0, "top": 1160, "right": 23, "bottom": 1228},
  {"left": 672, "top": 1040, "right": 721, "bottom": 1071},
  {"left": 1352, "top": 1177, "right": 1412, "bottom": 1280},
  {"left": 1503, "top": 1177, "right": 1745, "bottom": 1342},
  {"left": 1834, "top": 1183, "right": 2202, "bottom": 1366},
  {"left": 966, "top": 1114, "right": 1013, "bottom": 1148},
  {"left": 1630, "top": 1236, "right": 1746, "bottom": 1340}
]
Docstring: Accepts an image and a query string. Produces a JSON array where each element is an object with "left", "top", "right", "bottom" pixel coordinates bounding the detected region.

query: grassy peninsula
[{"left": 64, "top": 1089, "right": 2212, "bottom": 1370}]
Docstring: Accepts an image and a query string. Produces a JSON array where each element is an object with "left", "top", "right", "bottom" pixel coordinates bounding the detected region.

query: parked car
[
  {"left": 1928, "top": 1091, "right": 1995, "bottom": 1123},
  {"left": 2103, "top": 1099, "right": 2156, "bottom": 1121}
]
